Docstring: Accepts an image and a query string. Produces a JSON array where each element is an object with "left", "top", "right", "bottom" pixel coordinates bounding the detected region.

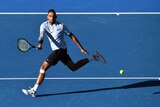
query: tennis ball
[{"left": 120, "top": 70, "right": 124, "bottom": 74}]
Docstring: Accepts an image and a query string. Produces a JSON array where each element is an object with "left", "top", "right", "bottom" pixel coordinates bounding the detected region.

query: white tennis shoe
[
  {"left": 93, "top": 51, "right": 106, "bottom": 64},
  {"left": 22, "top": 87, "right": 36, "bottom": 97}
]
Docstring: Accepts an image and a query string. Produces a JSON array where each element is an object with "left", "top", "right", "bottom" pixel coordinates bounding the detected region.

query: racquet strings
[{"left": 17, "top": 39, "right": 30, "bottom": 52}]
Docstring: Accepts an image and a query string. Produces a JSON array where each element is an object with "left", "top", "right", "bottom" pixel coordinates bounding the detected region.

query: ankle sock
[{"left": 33, "top": 83, "right": 39, "bottom": 92}]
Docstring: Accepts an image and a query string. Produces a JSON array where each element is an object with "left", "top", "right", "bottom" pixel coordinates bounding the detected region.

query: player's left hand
[{"left": 80, "top": 48, "right": 89, "bottom": 54}]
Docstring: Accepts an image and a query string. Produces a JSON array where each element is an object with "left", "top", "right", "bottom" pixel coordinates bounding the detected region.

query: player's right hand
[{"left": 37, "top": 43, "right": 42, "bottom": 50}]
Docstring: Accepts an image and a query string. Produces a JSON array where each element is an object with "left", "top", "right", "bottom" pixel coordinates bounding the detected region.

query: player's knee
[
  {"left": 69, "top": 67, "right": 77, "bottom": 72},
  {"left": 40, "top": 61, "right": 50, "bottom": 71}
]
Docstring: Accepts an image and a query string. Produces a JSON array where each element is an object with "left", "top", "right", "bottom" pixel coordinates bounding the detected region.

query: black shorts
[{"left": 46, "top": 48, "right": 72, "bottom": 66}]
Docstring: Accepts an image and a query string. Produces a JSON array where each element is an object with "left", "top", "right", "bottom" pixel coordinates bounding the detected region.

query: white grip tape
[{"left": 40, "top": 69, "right": 45, "bottom": 74}]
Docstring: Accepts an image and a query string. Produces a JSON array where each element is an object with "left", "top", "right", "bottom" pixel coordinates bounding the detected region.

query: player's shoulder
[
  {"left": 55, "top": 21, "right": 63, "bottom": 25},
  {"left": 41, "top": 21, "right": 48, "bottom": 26}
]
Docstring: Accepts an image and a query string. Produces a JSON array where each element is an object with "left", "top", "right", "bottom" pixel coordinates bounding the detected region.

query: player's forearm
[
  {"left": 70, "top": 34, "right": 84, "bottom": 49},
  {"left": 37, "top": 32, "right": 44, "bottom": 50},
  {"left": 38, "top": 32, "right": 44, "bottom": 44}
]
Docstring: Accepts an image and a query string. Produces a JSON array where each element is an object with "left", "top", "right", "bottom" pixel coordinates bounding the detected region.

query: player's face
[{"left": 47, "top": 12, "right": 56, "bottom": 24}]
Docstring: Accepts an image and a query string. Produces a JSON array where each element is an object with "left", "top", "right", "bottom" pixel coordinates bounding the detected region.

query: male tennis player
[{"left": 22, "top": 9, "right": 106, "bottom": 97}]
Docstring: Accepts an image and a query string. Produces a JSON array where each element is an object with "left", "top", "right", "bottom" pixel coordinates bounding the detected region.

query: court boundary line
[
  {"left": 0, "top": 77, "right": 159, "bottom": 80},
  {"left": 0, "top": 12, "right": 160, "bottom": 15}
]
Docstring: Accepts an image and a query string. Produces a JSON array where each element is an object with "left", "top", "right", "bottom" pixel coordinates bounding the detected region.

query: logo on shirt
[{"left": 56, "top": 24, "right": 63, "bottom": 31}]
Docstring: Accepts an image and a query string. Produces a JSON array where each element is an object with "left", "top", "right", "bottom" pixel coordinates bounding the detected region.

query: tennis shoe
[
  {"left": 22, "top": 87, "right": 36, "bottom": 97},
  {"left": 93, "top": 51, "right": 106, "bottom": 64}
]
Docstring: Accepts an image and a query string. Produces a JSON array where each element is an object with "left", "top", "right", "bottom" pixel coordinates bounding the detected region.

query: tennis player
[{"left": 22, "top": 9, "right": 106, "bottom": 97}]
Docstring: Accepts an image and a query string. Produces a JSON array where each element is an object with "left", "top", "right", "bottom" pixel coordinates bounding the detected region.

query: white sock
[
  {"left": 88, "top": 55, "right": 95, "bottom": 62},
  {"left": 33, "top": 83, "right": 39, "bottom": 92}
]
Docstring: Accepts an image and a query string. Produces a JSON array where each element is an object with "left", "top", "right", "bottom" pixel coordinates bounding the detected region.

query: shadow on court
[
  {"left": 153, "top": 91, "right": 160, "bottom": 94},
  {"left": 36, "top": 80, "right": 160, "bottom": 97}
]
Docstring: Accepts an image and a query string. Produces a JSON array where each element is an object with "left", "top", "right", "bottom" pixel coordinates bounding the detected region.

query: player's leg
[
  {"left": 60, "top": 49, "right": 88, "bottom": 71},
  {"left": 22, "top": 51, "right": 59, "bottom": 97},
  {"left": 65, "top": 58, "right": 89, "bottom": 72},
  {"left": 22, "top": 61, "right": 52, "bottom": 97},
  {"left": 36, "top": 61, "right": 51, "bottom": 85},
  {"left": 61, "top": 49, "right": 106, "bottom": 72},
  {"left": 34, "top": 51, "right": 59, "bottom": 87}
]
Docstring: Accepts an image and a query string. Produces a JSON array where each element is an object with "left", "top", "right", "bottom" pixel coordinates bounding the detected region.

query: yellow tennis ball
[{"left": 120, "top": 70, "right": 124, "bottom": 74}]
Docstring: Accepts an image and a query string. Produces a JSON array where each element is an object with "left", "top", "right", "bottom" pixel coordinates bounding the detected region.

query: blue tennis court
[
  {"left": 0, "top": 0, "right": 160, "bottom": 107},
  {"left": 0, "top": 13, "right": 160, "bottom": 107}
]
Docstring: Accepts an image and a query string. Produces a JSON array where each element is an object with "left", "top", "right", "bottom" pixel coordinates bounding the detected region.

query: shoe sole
[
  {"left": 22, "top": 89, "right": 36, "bottom": 97},
  {"left": 22, "top": 89, "right": 29, "bottom": 95}
]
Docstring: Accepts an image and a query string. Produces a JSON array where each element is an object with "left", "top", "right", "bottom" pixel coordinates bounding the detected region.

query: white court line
[
  {"left": 0, "top": 12, "right": 160, "bottom": 15},
  {"left": 0, "top": 77, "right": 159, "bottom": 80}
]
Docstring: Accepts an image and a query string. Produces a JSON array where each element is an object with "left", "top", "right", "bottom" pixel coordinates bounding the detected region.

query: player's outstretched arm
[{"left": 69, "top": 34, "right": 89, "bottom": 54}]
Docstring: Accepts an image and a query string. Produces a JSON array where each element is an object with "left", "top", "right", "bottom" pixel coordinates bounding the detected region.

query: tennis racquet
[{"left": 17, "top": 38, "right": 36, "bottom": 52}]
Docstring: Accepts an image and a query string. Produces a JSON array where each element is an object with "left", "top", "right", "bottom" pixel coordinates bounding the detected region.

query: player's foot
[
  {"left": 93, "top": 51, "right": 106, "bottom": 64},
  {"left": 22, "top": 87, "right": 36, "bottom": 97}
]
